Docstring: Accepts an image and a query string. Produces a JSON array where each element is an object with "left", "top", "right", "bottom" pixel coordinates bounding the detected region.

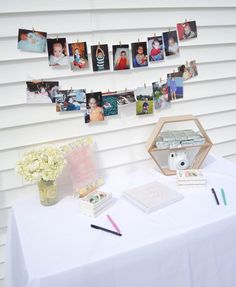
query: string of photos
[{"left": 19, "top": 20, "right": 198, "bottom": 124}]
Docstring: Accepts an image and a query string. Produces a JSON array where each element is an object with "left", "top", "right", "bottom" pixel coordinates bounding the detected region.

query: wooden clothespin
[
  {"left": 185, "top": 19, "right": 188, "bottom": 23},
  {"left": 119, "top": 41, "right": 121, "bottom": 46},
  {"left": 98, "top": 41, "right": 100, "bottom": 47},
  {"left": 32, "top": 27, "right": 35, "bottom": 32},
  {"left": 186, "top": 60, "right": 189, "bottom": 67},
  {"left": 91, "top": 89, "right": 93, "bottom": 95},
  {"left": 160, "top": 77, "right": 162, "bottom": 83},
  {"left": 138, "top": 38, "right": 140, "bottom": 43},
  {"left": 144, "top": 83, "right": 147, "bottom": 89},
  {"left": 154, "top": 33, "right": 156, "bottom": 37},
  {"left": 125, "top": 88, "right": 127, "bottom": 92},
  {"left": 56, "top": 33, "right": 59, "bottom": 41}
]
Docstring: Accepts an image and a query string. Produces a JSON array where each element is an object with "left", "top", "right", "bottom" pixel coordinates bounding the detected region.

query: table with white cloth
[{"left": 5, "top": 154, "right": 236, "bottom": 287}]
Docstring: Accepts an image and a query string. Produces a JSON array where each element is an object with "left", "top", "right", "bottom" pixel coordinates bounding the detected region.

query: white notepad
[{"left": 123, "top": 181, "right": 184, "bottom": 213}]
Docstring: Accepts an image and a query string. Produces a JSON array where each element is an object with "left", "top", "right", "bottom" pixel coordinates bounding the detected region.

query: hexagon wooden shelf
[{"left": 146, "top": 115, "right": 213, "bottom": 176}]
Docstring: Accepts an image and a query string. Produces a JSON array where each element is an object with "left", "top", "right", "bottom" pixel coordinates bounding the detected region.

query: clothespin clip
[
  {"left": 144, "top": 83, "right": 146, "bottom": 89},
  {"left": 169, "top": 28, "right": 171, "bottom": 32},
  {"left": 185, "top": 19, "right": 188, "bottom": 23},
  {"left": 138, "top": 38, "right": 140, "bottom": 43},
  {"left": 32, "top": 27, "right": 35, "bottom": 32},
  {"left": 56, "top": 33, "right": 59, "bottom": 41},
  {"left": 77, "top": 39, "right": 79, "bottom": 43},
  {"left": 91, "top": 89, "right": 93, "bottom": 95},
  {"left": 160, "top": 77, "right": 162, "bottom": 83},
  {"left": 154, "top": 33, "right": 156, "bottom": 37},
  {"left": 173, "top": 69, "right": 175, "bottom": 73},
  {"left": 119, "top": 41, "right": 121, "bottom": 46},
  {"left": 125, "top": 88, "right": 127, "bottom": 92},
  {"left": 186, "top": 60, "right": 189, "bottom": 66},
  {"left": 98, "top": 41, "right": 100, "bottom": 47}
]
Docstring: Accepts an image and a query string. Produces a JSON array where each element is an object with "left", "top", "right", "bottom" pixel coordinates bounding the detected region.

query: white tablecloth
[{"left": 5, "top": 154, "right": 236, "bottom": 287}]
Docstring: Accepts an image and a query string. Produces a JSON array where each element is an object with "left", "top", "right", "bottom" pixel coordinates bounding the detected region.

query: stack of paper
[{"left": 176, "top": 169, "right": 207, "bottom": 185}]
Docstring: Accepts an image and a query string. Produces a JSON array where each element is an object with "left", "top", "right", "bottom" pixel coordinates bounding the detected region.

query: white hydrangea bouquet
[{"left": 16, "top": 146, "right": 66, "bottom": 206}]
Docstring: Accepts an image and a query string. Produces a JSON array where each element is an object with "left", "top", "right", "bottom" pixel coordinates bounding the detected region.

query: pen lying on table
[{"left": 91, "top": 224, "right": 122, "bottom": 236}]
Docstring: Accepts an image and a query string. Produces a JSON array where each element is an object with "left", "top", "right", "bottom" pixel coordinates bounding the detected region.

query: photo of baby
[
  {"left": 135, "top": 86, "right": 153, "bottom": 115},
  {"left": 102, "top": 92, "right": 118, "bottom": 116},
  {"left": 177, "top": 21, "right": 197, "bottom": 41},
  {"left": 152, "top": 79, "right": 171, "bottom": 110},
  {"left": 17, "top": 29, "right": 47, "bottom": 53},
  {"left": 26, "top": 81, "right": 59, "bottom": 104},
  {"left": 147, "top": 36, "right": 164, "bottom": 62},
  {"left": 167, "top": 72, "right": 183, "bottom": 101},
  {"left": 68, "top": 42, "right": 89, "bottom": 71},
  {"left": 55, "top": 89, "right": 86, "bottom": 112},
  {"left": 163, "top": 31, "right": 179, "bottom": 57},
  {"left": 47, "top": 38, "right": 68, "bottom": 66},
  {"left": 85, "top": 92, "right": 104, "bottom": 123},
  {"left": 116, "top": 90, "right": 136, "bottom": 105},
  {"left": 178, "top": 60, "right": 198, "bottom": 81},
  {"left": 112, "top": 44, "right": 130, "bottom": 70},
  {"left": 91, "top": 44, "right": 110, "bottom": 72},
  {"left": 131, "top": 42, "right": 148, "bottom": 68}
]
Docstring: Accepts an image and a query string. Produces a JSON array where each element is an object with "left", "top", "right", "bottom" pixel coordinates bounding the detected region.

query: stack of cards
[
  {"left": 80, "top": 190, "right": 113, "bottom": 217},
  {"left": 176, "top": 169, "right": 207, "bottom": 185}
]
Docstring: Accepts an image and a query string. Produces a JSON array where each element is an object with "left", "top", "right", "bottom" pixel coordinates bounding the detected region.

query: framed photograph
[
  {"left": 85, "top": 92, "right": 104, "bottom": 123},
  {"left": 102, "top": 93, "right": 118, "bottom": 116},
  {"left": 147, "top": 36, "right": 164, "bottom": 62},
  {"left": 17, "top": 28, "right": 47, "bottom": 53},
  {"left": 167, "top": 72, "right": 183, "bottom": 101},
  {"left": 26, "top": 81, "right": 59, "bottom": 104},
  {"left": 91, "top": 44, "right": 110, "bottom": 72},
  {"left": 163, "top": 30, "right": 179, "bottom": 57},
  {"left": 68, "top": 42, "right": 89, "bottom": 71},
  {"left": 178, "top": 60, "right": 198, "bottom": 81},
  {"left": 135, "top": 86, "right": 153, "bottom": 115},
  {"left": 55, "top": 89, "right": 86, "bottom": 112},
  {"left": 112, "top": 44, "right": 130, "bottom": 70},
  {"left": 116, "top": 90, "right": 136, "bottom": 105},
  {"left": 47, "top": 38, "right": 68, "bottom": 66},
  {"left": 131, "top": 42, "right": 148, "bottom": 68},
  {"left": 177, "top": 21, "right": 197, "bottom": 41},
  {"left": 152, "top": 79, "right": 170, "bottom": 110}
]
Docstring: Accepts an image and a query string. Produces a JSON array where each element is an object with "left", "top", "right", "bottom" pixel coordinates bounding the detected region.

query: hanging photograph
[
  {"left": 177, "top": 21, "right": 197, "bottom": 41},
  {"left": 167, "top": 72, "right": 183, "bottom": 101},
  {"left": 116, "top": 90, "right": 136, "bottom": 105},
  {"left": 56, "top": 89, "right": 86, "bottom": 112},
  {"left": 17, "top": 28, "right": 47, "bottom": 53},
  {"left": 163, "top": 30, "right": 179, "bottom": 57},
  {"left": 47, "top": 38, "right": 68, "bottom": 66},
  {"left": 131, "top": 42, "right": 148, "bottom": 68},
  {"left": 147, "top": 36, "right": 164, "bottom": 62},
  {"left": 26, "top": 81, "right": 59, "bottom": 104},
  {"left": 102, "top": 92, "right": 118, "bottom": 116},
  {"left": 178, "top": 60, "right": 198, "bottom": 81},
  {"left": 135, "top": 86, "right": 153, "bottom": 115},
  {"left": 152, "top": 79, "right": 171, "bottom": 110},
  {"left": 91, "top": 44, "right": 110, "bottom": 72},
  {"left": 85, "top": 92, "right": 104, "bottom": 123},
  {"left": 112, "top": 44, "right": 130, "bottom": 70},
  {"left": 68, "top": 42, "right": 89, "bottom": 71}
]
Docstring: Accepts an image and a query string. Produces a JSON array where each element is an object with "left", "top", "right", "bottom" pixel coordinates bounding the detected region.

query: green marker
[{"left": 221, "top": 188, "right": 227, "bottom": 206}]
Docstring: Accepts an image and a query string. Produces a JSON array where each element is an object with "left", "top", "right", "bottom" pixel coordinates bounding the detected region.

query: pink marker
[{"left": 107, "top": 214, "right": 121, "bottom": 234}]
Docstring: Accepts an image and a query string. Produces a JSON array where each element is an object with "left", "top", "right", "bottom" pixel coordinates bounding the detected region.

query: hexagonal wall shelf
[{"left": 146, "top": 115, "right": 213, "bottom": 176}]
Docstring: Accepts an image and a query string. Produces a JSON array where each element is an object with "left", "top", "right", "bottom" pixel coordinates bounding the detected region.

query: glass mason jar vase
[{"left": 37, "top": 179, "right": 58, "bottom": 206}]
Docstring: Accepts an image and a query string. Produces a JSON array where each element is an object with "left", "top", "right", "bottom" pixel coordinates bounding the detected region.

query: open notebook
[{"left": 123, "top": 181, "right": 184, "bottom": 213}]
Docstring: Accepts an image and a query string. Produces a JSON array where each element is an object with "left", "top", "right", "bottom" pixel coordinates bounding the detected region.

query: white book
[{"left": 123, "top": 181, "right": 183, "bottom": 213}]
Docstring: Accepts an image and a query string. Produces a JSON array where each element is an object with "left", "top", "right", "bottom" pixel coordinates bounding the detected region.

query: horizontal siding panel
[
  {"left": 1, "top": 26, "right": 236, "bottom": 62},
  {"left": 1, "top": 0, "right": 236, "bottom": 14},
  {"left": 0, "top": 208, "right": 11, "bottom": 229},
  {"left": 0, "top": 93, "right": 236, "bottom": 151},
  {"left": 0, "top": 186, "right": 36, "bottom": 209},
  {"left": 0, "top": 229, "right": 7, "bottom": 246},
  {"left": 0, "top": 44, "right": 236, "bottom": 86},
  {"left": 212, "top": 140, "right": 236, "bottom": 156},
  {"left": 0, "top": 246, "right": 5, "bottom": 265},
  {"left": 1, "top": 108, "right": 236, "bottom": 173},
  {"left": 1, "top": 8, "right": 236, "bottom": 38},
  {"left": 225, "top": 153, "right": 236, "bottom": 163}
]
